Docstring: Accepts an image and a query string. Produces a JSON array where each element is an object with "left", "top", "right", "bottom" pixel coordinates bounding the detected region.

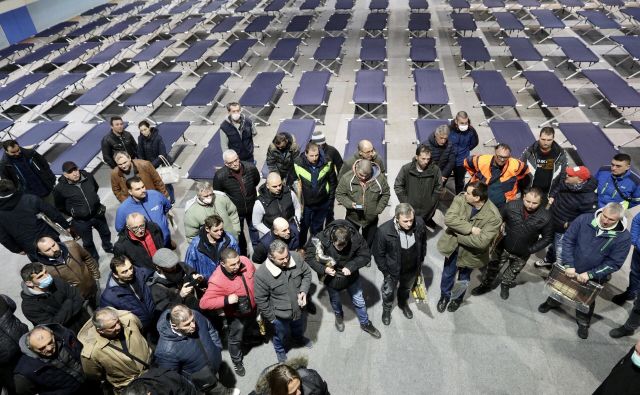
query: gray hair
[
  {"left": 354, "top": 159, "right": 372, "bottom": 177},
  {"left": 434, "top": 125, "right": 450, "bottom": 138},
  {"left": 268, "top": 238, "right": 289, "bottom": 258},
  {"left": 169, "top": 304, "right": 193, "bottom": 326},
  {"left": 603, "top": 202, "right": 625, "bottom": 218},
  {"left": 195, "top": 181, "right": 213, "bottom": 194},
  {"left": 222, "top": 149, "right": 238, "bottom": 163},
  {"left": 395, "top": 203, "right": 415, "bottom": 219},
  {"left": 92, "top": 307, "right": 120, "bottom": 330},
  {"left": 113, "top": 151, "right": 130, "bottom": 162},
  {"left": 26, "top": 325, "right": 54, "bottom": 351}
]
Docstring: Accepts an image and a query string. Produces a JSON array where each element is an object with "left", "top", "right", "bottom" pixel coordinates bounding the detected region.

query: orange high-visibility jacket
[{"left": 464, "top": 154, "right": 530, "bottom": 203}]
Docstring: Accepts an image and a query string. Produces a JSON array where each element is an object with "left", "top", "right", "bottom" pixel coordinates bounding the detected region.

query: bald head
[
  {"left": 355, "top": 159, "right": 373, "bottom": 181},
  {"left": 357, "top": 140, "right": 375, "bottom": 161},
  {"left": 272, "top": 217, "right": 291, "bottom": 239},
  {"left": 266, "top": 172, "right": 283, "bottom": 195},
  {"left": 27, "top": 326, "right": 56, "bottom": 357}
]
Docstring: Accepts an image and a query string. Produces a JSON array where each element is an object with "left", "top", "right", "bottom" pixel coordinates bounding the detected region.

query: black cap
[{"left": 62, "top": 161, "right": 78, "bottom": 173}]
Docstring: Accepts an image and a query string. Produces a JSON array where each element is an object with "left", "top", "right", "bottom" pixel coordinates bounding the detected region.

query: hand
[
  {"left": 500, "top": 223, "right": 505, "bottom": 233},
  {"left": 564, "top": 222, "right": 569, "bottom": 229},
  {"left": 576, "top": 272, "right": 590, "bottom": 284},
  {"left": 564, "top": 268, "right": 576, "bottom": 278},
  {"left": 441, "top": 176, "right": 448, "bottom": 183},
  {"left": 179, "top": 283, "right": 194, "bottom": 298},
  {"left": 227, "top": 293, "right": 239, "bottom": 304},
  {"left": 192, "top": 274, "right": 204, "bottom": 283},
  {"left": 547, "top": 197, "right": 554, "bottom": 206},
  {"left": 297, "top": 292, "right": 307, "bottom": 307},
  {"left": 325, "top": 267, "right": 336, "bottom": 276},
  {"left": 352, "top": 202, "right": 358, "bottom": 209},
  {"left": 341, "top": 268, "right": 351, "bottom": 276},
  {"left": 471, "top": 226, "right": 482, "bottom": 235}
]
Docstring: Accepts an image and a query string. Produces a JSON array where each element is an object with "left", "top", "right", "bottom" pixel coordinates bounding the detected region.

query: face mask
[
  {"left": 231, "top": 113, "right": 241, "bottom": 122},
  {"left": 39, "top": 274, "right": 53, "bottom": 289},
  {"left": 566, "top": 182, "right": 584, "bottom": 191},
  {"left": 631, "top": 351, "right": 640, "bottom": 368},
  {"left": 458, "top": 124, "right": 469, "bottom": 132},
  {"left": 200, "top": 197, "right": 213, "bottom": 205}
]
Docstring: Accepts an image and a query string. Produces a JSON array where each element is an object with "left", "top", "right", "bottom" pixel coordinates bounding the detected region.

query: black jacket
[
  {"left": 0, "top": 190, "right": 66, "bottom": 256},
  {"left": 393, "top": 159, "right": 442, "bottom": 217},
  {"left": 101, "top": 130, "right": 138, "bottom": 168},
  {"left": 125, "top": 367, "right": 199, "bottom": 395},
  {"left": 266, "top": 133, "right": 299, "bottom": 185},
  {"left": 252, "top": 228, "right": 301, "bottom": 264},
  {"left": 213, "top": 161, "right": 261, "bottom": 218},
  {"left": 220, "top": 115, "right": 255, "bottom": 161},
  {"left": 0, "top": 148, "right": 55, "bottom": 194},
  {"left": 137, "top": 127, "right": 172, "bottom": 168},
  {"left": 113, "top": 221, "right": 165, "bottom": 270},
  {"left": 257, "top": 184, "right": 296, "bottom": 227},
  {"left": 14, "top": 323, "right": 85, "bottom": 395},
  {"left": 594, "top": 347, "right": 640, "bottom": 395},
  {"left": 305, "top": 220, "right": 370, "bottom": 289},
  {"left": 321, "top": 143, "right": 343, "bottom": 176},
  {"left": 20, "top": 278, "right": 88, "bottom": 334},
  {"left": 251, "top": 356, "right": 329, "bottom": 395},
  {"left": 53, "top": 171, "right": 102, "bottom": 220},
  {"left": 293, "top": 151, "right": 337, "bottom": 206},
  {"left": 147, "top": 262, "right": 201, "bottom": 313},
  {"left": 550, "top": 176, "right": 598, "bottom": 233},
  {"left": 373, "top": 217, "right": 428, "bottom": 278},
  {"left": 500, "top": 200, "right": 553, "bottom": 258},
  {"left": 0, "top": 295, "right": 28, "bottom": 363},
  {"left": 425, "top": 132, "right": 456, "bottom": 178}
]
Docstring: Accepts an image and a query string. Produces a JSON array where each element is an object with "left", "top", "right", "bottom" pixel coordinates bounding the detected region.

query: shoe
[
  {"left": 612, "top": 291, "right": 635, "bottom": 306},
  {"left": 470, "top": 284, "right": 492, "bottom": 296},
  {"left": 437, "top": 296, "right": 449, "bottom": 313},
  {"left": 292, "top": 337, "right": 313, "bottom": 349},
  {"left": 103, "top": 246, "right": 114, "bottom": 254},
  {"left": 276, "top": 352, "right": 287, "bottom": 363},
  {"left": 361, "top": 321, "right": 382, "bottom": 339},
  {"left": 335, "top": 314, "right": 345, "bottom": 332},
  {"left": 609, "top": 326, "right": 635, "bottom": 339},
  {"left": 577, "top": 325, "right": 589, "bottom": 339},
  {"left": 399, "top": 304, "right": 413, "bottom": 319},
  {"left": 306, "top": 301, "right": 317, "bottom": 315},
  {"left": 447, "top": 299, "right": 462, "bottom": 312},
  {"left": 534, "top": 259, "right": 554, "bottom": 269},
  {"left": 224, "top": 388, "right": 241, "bottom": 395},
  {"left": 233, "top": 362, "right": 246, "bottom": 377},
  {"left": 382, "top": 309, "right": 391, "bottom": 325},
  {"left": 500, "top": 285, "right": 510, "bottom": 300},
  {"left": 538, "top": 302, "right": 555, "bottom": 314}
]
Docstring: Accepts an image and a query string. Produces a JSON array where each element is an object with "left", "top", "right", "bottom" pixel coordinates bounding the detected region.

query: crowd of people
[{"left": 0, "top": 105, "right": 640, "bottom": 394}]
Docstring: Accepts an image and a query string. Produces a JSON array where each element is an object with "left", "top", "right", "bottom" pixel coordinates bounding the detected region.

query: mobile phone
[{"left": 354, "top": 204, "right": 363, "bottom": 210}]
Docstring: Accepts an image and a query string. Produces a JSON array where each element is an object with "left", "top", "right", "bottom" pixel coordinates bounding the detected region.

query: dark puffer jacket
[
  {"left": 53, "top": 170, "right": 102, "bottom": 220},
  {"left": 0, "top": 148, "right": 56, "bottom": 194},
  {"left": 137, "top": 127, "right": 172, "bottom": 168},
  {"left": 549, "top": 176, "right": 598, "bottom": 233},
  {"left": 500, "top": 200, "right": 553, "bottom": 258},
  {"left": 250, "top": 356, "right": 329, "bottom": 395},
  {"left": 154, "top": 309, "right": 223, "bottom": 391},
  {"left": 425, "top": 132, "right": 456, "bottom": 178},
  {"left": 101, "top": 130, "right": 138, "bottom": 168},
  {"left": 113, "top": 221, "right": 165, "bottom": 270},
  {"left": 393, "top": 158, "right": 442, "bottom": 218},
  {"left": 252, "top": 228, "right": 301, "bottom": 264},
  {"left": 373, "top": 216, "right": 428, "bottom": 278},
  {"left": 305, "top": 220, "right": 370, "bottom": 289},
  {"left": 212, "top": 161, "right": 261, "bottom": 218},
  {"left": 266, "top": 133, "right": 299, "bottom": 185},
  {"left": 0, "top": 295, "right": 28, "bottom": 363},
  {"left": 125, "top": 367, "right": 199, "bottom": 395}
]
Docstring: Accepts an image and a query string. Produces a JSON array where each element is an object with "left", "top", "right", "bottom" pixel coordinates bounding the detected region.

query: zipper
[{"left": 75, "top": 183, "right": 91, "bottom": 213}]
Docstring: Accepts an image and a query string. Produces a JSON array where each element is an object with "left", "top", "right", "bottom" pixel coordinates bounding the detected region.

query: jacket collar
[{"left": 265, "top": 257, "right": 296, "bottom": 277}]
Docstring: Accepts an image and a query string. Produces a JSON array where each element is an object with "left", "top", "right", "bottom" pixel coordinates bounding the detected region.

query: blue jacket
[
  {"left": 100, "top": 266, "right": 156, "bottom": 331},
  {"left": 137, "top": 127, "right": 172, "bottom": 168},
  {"left": 595, "top": 167, "right": 640, "bottom": 209},
  {"left": 631, "top": 212, "right": 640, "bottom": 251},
  {"left": 184, "top": 227, "right": 240, "bottom": 279},
  {"left": 448, "top": 124, "right": 479, "bottom": 166},
  {"left": 561, "top": 210, "right": 632, "bottom": 280},
  {"left": 154, "top": 309, "right": 222, "bottom": 390},
  {"left": 115, "top": 190, "right": 172, "bottom": 245}
]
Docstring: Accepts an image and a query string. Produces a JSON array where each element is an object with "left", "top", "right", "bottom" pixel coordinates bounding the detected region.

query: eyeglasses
[{"left": 127, "top": 224, "right": 146, "bottom": 232}]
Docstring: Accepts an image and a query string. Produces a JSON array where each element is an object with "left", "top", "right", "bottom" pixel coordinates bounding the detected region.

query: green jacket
[
  {"left": 336, "top": 160, "right": 390, "bottom": 227},
  {"left": 183, "top": 191, "right": 240, "bottom": 241},
  {"left": 437, "top": 194, "right": 502, "bottom": 269}
]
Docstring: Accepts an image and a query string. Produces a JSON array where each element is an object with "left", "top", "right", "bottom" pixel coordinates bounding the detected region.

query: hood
[
  {"left": 35, "top": 242, "right": 69, "bottom": 266},
  {"left": 269, "top": 132, "right": 298, "bottom": 152},
  {"left": 18, "top": 323, "right": 65, "bottom": 359},
  {"left": 321, "top": 219, "right": 358, "bottom": 242},
  {"left": 591, "top": 207, "right": 628, "bottom": 233},
  {"left": 254, "top": 356, "right": 309, "bottom": 395},
  {"left": 156, "top": 310, "right": 188, "bottom": 342},
  {"left": 350, "top": 158, "right": 381, "bottom": 184},
  {"left": 0, "top": 189, "right": 22, "bottom": 211}
]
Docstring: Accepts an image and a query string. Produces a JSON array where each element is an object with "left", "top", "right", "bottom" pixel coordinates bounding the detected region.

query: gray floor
[{"left": 3, "top": 0, "right": 640, "bottom": 393}]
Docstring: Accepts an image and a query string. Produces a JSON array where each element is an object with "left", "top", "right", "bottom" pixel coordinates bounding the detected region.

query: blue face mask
[
  {"left": 631, "top": 350, "right": 640, "bottom": 368},
  {"left": 38, "top": 274, "right": 53, "bottom": 289}
]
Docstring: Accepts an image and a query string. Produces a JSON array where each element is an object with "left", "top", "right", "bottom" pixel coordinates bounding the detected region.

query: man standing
[
  {"left": 538, "top": 203, "right": 631, "bottom": 339},
  {"left": 219, "top": 102, "right": 257, "bottom": 162},
  {"left": 521, "top": 127, "right": 568, "bottom": 202},
  {"left": 115, "top": 177, "right": 173, "bottom": 248},
  {"left": 338, "top": 139, "right": 386, "bottom": 179},
  {"left": 0, "top": 295, "right": 28, "bottom": 395},
  {"left": 310, "top": 130, "right": 343, "bottom": 225},
  {"left": 101, "top": 116, "right": 138, "bottom": 169},
  {"left": 252, "top": 172, "right": 302, "bottom": 237},
  {"left": 113, "top": 213, "right": 165, "bottom": 270},
  {"left": 100, "top": 256, "right": 156, "bottom": 333},
  {"left": 185, "top": 215, "right": 240, "bottom": 279},
  {"left": 200, "top": 248, "right": 257, "bottom": 376},
  {"left": 20, "top": 263, "right": 89, "bottom": 334},
  {"left": 294, "top": 141, "right": 337, "bottom": 245},
  {"left": 111, "top": 152, "right": 168, "bottom": 203},
  {"left": 184, "top": 181, "right": 240, "bottom": 241},
  {"left": 266, "top": 132, "right": 299, "bottom": 186},
  {"left": 394, "top": 144, "right": 442, "bottom": 228},
  {"left": 448, "top": 111, "right": 479, "bottom": 194},
  {"left": 471, "top": 187, "right": 553, "bottom": 299},
  {"left": 148, "top": 248, "right": 204, "bottom": 312},
  {"left": 53, "top": 161, "right": 113, "bottom": 261},
  {"left": 78, "top": 307, "right": 152, "bottom": 391},
  {"left": 424, "top": 125, "right": 455, "bottom": 187},
  {"left": 595, "top": 153, "right": 640, "bottom": 209},
  {"left": 0, "top": 140, "right": 56, "bottom": 204},
  {"left": 465, "top": 143, "right": 530, "bottom": 209},
  {"left": 612, "top": 211, "right": 640, "bottom": 305},
  {"left": 437, "top": 182, "right": 502, "bottom": 313},
  {"left": 374, "top": 204, "right": 427, "bottom": 325},
  {"left": 306, "top": 220, "right": 381, "bottom": 337},
  {"left": 336, "top": 159, "right": 390, "bottom": 247},
  {"left": 155, "top": 305, "right": 239, "bottom": 394},
  {"left": 213, "top": 149, "right": 261, "bottom": 255},
  {"left": 254, "top": 240, "right": 313, "bottom": 362},
  {"left": 252, "top": 217, "right": 300, "bottom": 264}
]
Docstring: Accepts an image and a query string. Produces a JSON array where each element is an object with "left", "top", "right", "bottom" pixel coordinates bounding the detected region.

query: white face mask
[
  {"left": 200, "top": 197, "right": 213, "bottom": 205},
  {"left": 458, "top": 124, "right": 469, "bottom": 132},
  {"left": 231, "top": 113, "right": 241, "bottom": 122}
]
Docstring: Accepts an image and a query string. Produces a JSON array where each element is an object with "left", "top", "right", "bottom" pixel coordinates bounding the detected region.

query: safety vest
[{"left": 465, "top": 154, "right": 529, "bottom": 204}]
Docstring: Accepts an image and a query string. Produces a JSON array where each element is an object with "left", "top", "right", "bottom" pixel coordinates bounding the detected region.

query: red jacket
[{"left": 199, "top": 256, "right": 256, "bottom": 317}]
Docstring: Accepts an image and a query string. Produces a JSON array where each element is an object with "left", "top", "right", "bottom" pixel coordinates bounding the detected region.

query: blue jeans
[
  {"left": 440, "top": 249, "right": 472, "bottom": 300},
  {"left": 626, "top": 248, "right": 640, "bottom": 297},
  {"left": 327, "top": 277, "right": 369, "bottom": 325},
  {"left": 299, "top": 200, "right": 331, "bottom": 246},
  {"left": 271, "top": 315, "right": 306, "bottom": 356},
  {"left": 545, "top": 232, "right": 565, "bottom": 264}
]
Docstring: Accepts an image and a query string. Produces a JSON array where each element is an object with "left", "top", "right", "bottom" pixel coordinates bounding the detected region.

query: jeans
[
  {"left": 299, "top": 200, "right": 331, "bottom": 246},
  {"left": 625, "top": 248, "right": 640, "bottom": 297},
  {"left": 381, "top": 270, "right": 418, "bottom": 310},
  {"left": 498, "top": 250, "right": 529, "bottom": 287},
  {"left": 227, "top": 316, "right": 250, "bottom": 364},
  {"left": 348, "top": 218, "right": 378, "bottom": 248},
  {"left": 325, "top": 198, "right": 336, "bottom": 226},
  {"left": 544, "top": 297, "right": 597, "bottom": 328},
  {"left": 327, "top": 277, "right": 369, "bottom": 325},
  {"left": 440, "top": 249, "right": 473, "bottom": 300},
  {"left": 238, "top": 216, "right": 259, "bottom": 256},
  {"left": 271, "top": 315, "right": 306, "bottom": 356},
  {"left": 544, "top": 232, "right": 565, "bottom": 265},
  {"left": 72, "top": 214, "right": 113, "bottom": 262}
]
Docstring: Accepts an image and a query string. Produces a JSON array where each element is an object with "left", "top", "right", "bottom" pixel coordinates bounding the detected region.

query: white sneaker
[{"left": 534, "top": 259, "right": 553, "bottom": 268}]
